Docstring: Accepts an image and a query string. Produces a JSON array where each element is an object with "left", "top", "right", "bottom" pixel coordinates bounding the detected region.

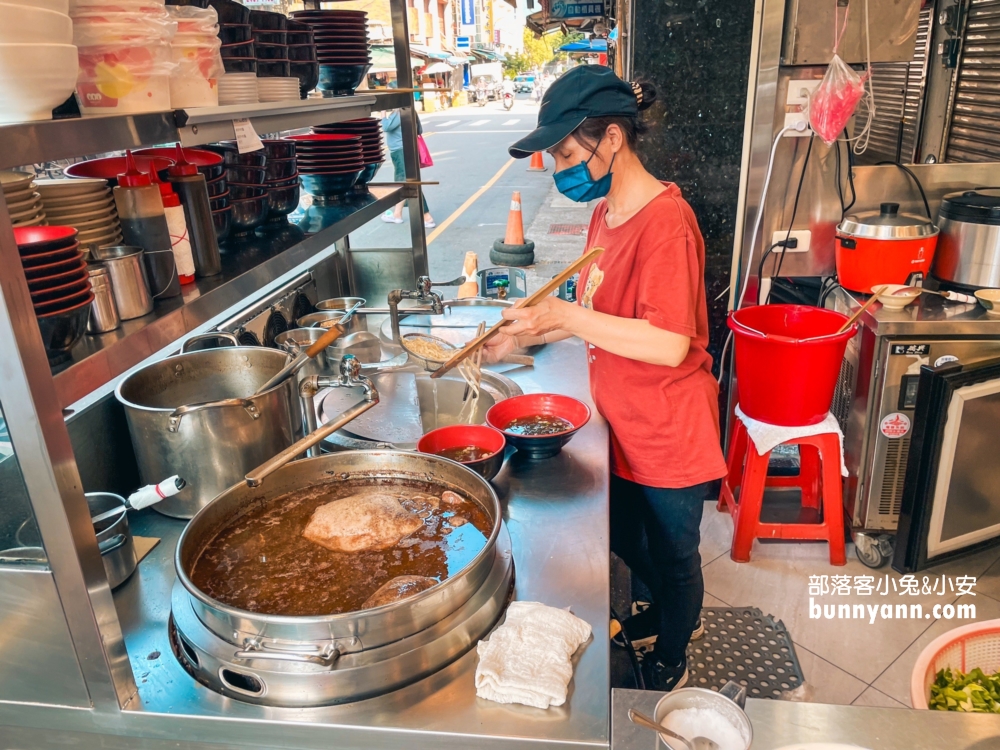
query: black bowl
[
  {"left": 262, "top": 139, "right": 295, "bottom": 159},
  {"left": 286, "top": 19, "right": 312, "bottom": 32},
  {"left": 229, "top": 194, "right": 269, "bottom": 235},
  {"left": 290, "top": 61, "right": 320, "bottom": 97},
  {"left": 205, "top": 174, "right": 228, "bottom": 197},
  {"left": 257, "top": 60, "right": 291, "bottom": 78},
  {"left": 255, "top": 42, "right": 288, "bottom": 60},
  {"left": 167, "top": 0, "right": 210, "bottom": 6},
  {"left": 253, "top": 30, "right": 287, "bottom": 45},
  {"left": 486, "top": 394, "right": 591, "bottom": 460},
  {"left": 265, "top": 156, "right": 297, "bottom": 181},
  {"left": 317, "top": 63, "right": 371, "bottom": 93},
  {"left": 250, "top": 9, "right": 287, "bottom": 30},
  {"left": 209, "top": 192, "right": 230, "bottom": 211},
  {"left": 222, "top": 57, "right": 256, "bottom": 74},
  {"left": 226, "top": 165, "right": 267, "bottom": 185},
  {"left": 288, "top": 43, "right": 317, "bottom": 62},
  {"left": 212, "top": 206, "right": 232, "bottom": 242},
  {"left": 287, "top": 31, "right": 314, "bottom": 46},
  {"left": 207, "top": 0, "right": 250, "bottom": 24},
  {"left": 355, "top": 161, "right": 380, "bottom": 187},
  {"left": 37, "top": 295, "right": 90, "bottom": 360},
  {"left": 206, "top": 143, "right": 268, "bottom": 167},
  {"left": 221, "top": 41, "right": 255, "bottom": 58},
  {"left": 229, "top": 183, "right": 268, "bottom": 200},
  {"left": 266, "top": 181, "right": 300, "bottom": 218},
  {"left": 219, "top": 23, "right": 252, "bottom": 44},
  {"left": 299, "top": 170, "right": 362, "bottom": 197}
]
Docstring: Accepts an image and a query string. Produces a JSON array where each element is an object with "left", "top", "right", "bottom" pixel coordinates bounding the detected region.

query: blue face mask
[{"left": 552, "top": 143, "right": 616, "bottom": 202}]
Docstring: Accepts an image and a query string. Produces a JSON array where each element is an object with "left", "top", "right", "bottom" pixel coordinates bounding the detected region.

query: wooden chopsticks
[{"left": 430, "top": 247, "right": 605, "bottom": 379}]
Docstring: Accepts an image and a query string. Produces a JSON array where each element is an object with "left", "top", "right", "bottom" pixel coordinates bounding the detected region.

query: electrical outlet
[
  {"left": 770, "top": 229, "right": 811, "bottom": 253},
  {"left": 787, "top": 79, "right": 821, "bottom": 106},
  {"left": 783, "top": 112, "right": 812, "bottom": 136}
]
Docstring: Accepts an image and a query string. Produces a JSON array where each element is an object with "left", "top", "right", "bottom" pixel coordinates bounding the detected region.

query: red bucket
[{"left": 728, "top": 304, "right": 856, "bottom": 426}]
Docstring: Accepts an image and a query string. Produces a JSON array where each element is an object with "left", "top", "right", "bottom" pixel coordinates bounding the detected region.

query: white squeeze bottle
[{"left": 151, "top": 171, "right": 195, "bottom": 285}]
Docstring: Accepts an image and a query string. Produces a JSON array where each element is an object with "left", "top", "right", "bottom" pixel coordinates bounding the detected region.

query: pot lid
[
  {"left": 838, "top": 202, "right": 938, "bottom": 239},
  {"left": 939, "top": 188, "right": 1000, "bottom": 225}
]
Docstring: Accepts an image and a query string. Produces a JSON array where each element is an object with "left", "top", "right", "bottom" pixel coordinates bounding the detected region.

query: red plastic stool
[{"left": 717, "top": 418, "right": 847, "bottom": 565}]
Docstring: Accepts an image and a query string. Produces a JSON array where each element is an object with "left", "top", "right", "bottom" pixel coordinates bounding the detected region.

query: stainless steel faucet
[
  {"left": 296, "top": 354, "right": 378, "bottom": 459},
  {"left": 387, "top": 274, "right": 465, "bottom": 343}
]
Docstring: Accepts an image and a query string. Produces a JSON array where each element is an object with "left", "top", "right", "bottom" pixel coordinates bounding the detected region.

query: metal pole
[
  {"left": 390, "top": 0, "right": 430, "bottom": 278},
  {"left": 0, "top": 199, "right": 136, "bottom": 709}
]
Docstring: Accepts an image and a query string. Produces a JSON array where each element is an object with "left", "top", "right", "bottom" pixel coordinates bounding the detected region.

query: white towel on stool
[
  {"left": 735, "top": 405, "right": 848, "bottom": 477},
  {"left": 475, "top": 601, "right": 592, "bottom": 709}
]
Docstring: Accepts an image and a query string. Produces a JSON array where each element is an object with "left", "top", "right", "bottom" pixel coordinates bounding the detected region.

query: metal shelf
[
  {"left": 0, "top": 95, "right": 378, "bottom": 170},
  {"left": 52, "top": 184, "right": 406, "bottom": 409}
]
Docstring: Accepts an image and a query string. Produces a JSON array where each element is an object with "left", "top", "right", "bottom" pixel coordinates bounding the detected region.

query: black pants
[{"left": 610, "top": 474, "right": 708, "bottom": 666}]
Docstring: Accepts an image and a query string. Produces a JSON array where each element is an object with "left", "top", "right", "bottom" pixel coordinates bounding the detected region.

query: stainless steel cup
[
  {"left": 89, "top": 245, "right": 153, "bottom": 320},
  {"left": 86, "top": 265, "right": 120, "bottom": 334}
]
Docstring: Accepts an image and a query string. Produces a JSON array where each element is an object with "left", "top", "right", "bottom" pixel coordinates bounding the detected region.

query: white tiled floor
[{"left": 699, "top": 501, "right": 1000, "bottom": 708}]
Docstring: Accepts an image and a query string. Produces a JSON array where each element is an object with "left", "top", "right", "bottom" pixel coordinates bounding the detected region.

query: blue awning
[{"left": 558, "top": 39, "right": 607, "bottom": 52}]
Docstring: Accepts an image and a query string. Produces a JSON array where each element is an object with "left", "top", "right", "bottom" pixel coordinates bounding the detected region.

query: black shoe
[
  {"left": 612, "top": 604, "right": 659, "bottom": 650},
  {"left": 641, "top": 656, "right": 689, "bottom": 692}
]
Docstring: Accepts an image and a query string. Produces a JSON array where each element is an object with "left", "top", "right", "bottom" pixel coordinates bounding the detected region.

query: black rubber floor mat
[{"left": 686, "top": 607, "right": 804, "bottom": 698}]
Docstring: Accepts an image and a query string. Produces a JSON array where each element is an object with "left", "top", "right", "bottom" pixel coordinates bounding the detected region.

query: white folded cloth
[
  {"left": 735, "top": 405, "right": 848, "bottom": 476},
  {"left": 475, "top": 600, "right": 592, "bottom": 709}
]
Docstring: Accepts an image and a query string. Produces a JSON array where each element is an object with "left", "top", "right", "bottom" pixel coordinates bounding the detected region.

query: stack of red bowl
[
  {"left": 288, "top": 9, "right": 371, "bottom": 94},
  {"left": 311, "top": 118, "right": 385, "bottom": 191},
  {"left": 15, "top": 226, "right": 93, "bottom": 364},
  {"left": 284, "top": 133, "right": 363, "bottom": 199}
]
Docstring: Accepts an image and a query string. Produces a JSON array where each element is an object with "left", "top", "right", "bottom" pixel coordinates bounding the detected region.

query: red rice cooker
[{"left": 835, "top": 202, "right": 938, "bottom": 293}]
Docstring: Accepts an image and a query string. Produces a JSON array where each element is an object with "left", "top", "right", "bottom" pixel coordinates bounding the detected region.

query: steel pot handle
[
  {"left": 719, "top": 680, "right": 747, "bottom": 708},
  {"left": 98, "top": 533, "right": 127, "bottom": 555},
  {"left": 180, "top": 331, "right": 240, "bottom": 354},
  {"left": 168, "top": 399, "right": 261, "bottom": 431},
  {"left": 234, "top": 644, "right": 341, "bottom": 668}
]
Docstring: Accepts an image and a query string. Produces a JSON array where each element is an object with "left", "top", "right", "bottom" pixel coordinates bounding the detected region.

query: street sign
[
  {"left": 548, "top": 0, "right": 604, "bottom": 19},
  {"left": 456, "top": 36, "right": 471, "bottom": 50},
  {"left": 460, "top": 0, "right": 475, "bottom": 26}
]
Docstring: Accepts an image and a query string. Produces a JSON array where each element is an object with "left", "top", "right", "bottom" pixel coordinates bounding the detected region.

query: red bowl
[
  {"left": 20, "top": 245, "right": 82, "bottom": 268},
  {"left": 29, "top": 277, "right": 90, "bottom": 304},
  {"left": 13, "top": 226, "right": 78, "bottom": 254},
  {"left": 135, "top": 147, "right": 226, "bottom": 179},
  {"left": 417, "top": 425, "right": 506, "bottom": 481},
  {"left": 65, "top": 156, "right": 174, "bottom": 186},
  {"left": 34, "top": 287, "right": 92, "bottom": 316},
  {"left": 23, "top": 255, "right": 86, "bottom": 280},
  {"left": 27, "top": 264, "right": 89, "bottom": 291},
  {"left": 486, "top": 393, "right": 591, "bottom": 460}
]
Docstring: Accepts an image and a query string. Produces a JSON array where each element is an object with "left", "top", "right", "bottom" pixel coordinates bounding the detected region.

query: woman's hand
[
  {"left": 480, "top": 331, "right": 519, "bottom": 364},
  {"left": 500, "top": 296, "right": 577, "bottom": 338}
]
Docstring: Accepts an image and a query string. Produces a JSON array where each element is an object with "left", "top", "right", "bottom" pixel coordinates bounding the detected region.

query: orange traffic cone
[
  {"left": 527, "top": 151, "right": 547, "bottom": 172},
  {"left": 504, "top": 191, "right": 525, "bottom": 245}
]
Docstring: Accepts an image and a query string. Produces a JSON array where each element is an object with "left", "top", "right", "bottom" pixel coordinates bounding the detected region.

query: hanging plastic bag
[{"left": 808, "top": 54, "right": 866, "bottom": 146}]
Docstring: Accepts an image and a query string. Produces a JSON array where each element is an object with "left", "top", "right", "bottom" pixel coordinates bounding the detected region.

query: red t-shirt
[{"left": 577, "top": 183, "right": 727, "bottom": 489}]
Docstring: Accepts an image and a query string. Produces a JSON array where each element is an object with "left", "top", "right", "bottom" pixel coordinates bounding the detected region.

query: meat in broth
[
  {"left": 189, "top": 480, "right": 491, "bottom": 616},
  {"left": 303, "top": 492, "right": 423, "bottom": 553},
  {"left": 362, "top": 575, "right": 437, "bottom": 608}
]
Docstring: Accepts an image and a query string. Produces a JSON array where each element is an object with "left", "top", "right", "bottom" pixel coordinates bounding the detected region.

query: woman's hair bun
[{"left": 635, "top": 81, "right": 657, "bottom": 111}]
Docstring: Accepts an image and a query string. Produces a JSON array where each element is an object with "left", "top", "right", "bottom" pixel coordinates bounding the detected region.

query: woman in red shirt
[{"left": 484, "top": 65, "right": 727, "bottom": 692}]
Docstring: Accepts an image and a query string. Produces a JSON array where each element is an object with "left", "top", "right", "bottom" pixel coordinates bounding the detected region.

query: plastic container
[
  {"left": 165, "top": 144, "right": 221, "bottom": 277},
  {"left": 151, "top": 172, "right": 195, "bottom": 284},
  {"left": 910, "top": 619, "right": 1000, "bottom": 709},
  {"left": 728, "top": 304, "right": 856, "bottom": 426}
]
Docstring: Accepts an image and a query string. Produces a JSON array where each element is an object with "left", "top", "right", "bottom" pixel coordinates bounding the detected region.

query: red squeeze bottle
[{"left": 150, "top": 170, "right": 196, "bottom": 285}]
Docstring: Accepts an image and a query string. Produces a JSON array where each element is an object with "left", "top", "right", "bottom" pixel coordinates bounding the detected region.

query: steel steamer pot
[
  {"left": 932, "top": 189, "right": 1000, "bottom": 290},
  {"left": 115, "top": 332, "right": 302, "bottom": 519},
  {"left": 171, "top": 450, "right": 513, "bottom": 706}
]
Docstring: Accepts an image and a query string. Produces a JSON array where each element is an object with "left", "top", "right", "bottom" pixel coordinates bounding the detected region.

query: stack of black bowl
[
  {"left": 287, "top": 20, "right": 319, "bottom": 98},
  {"left": 311, "top": 118, "right": 385, "bottom": 192},
  {"left": 283, "top": 134, "right": 363, "bottom": 200},
  {"left": 210, "top": 0, "right": 255, "bottom": 75},
  {"left": 204, "top": 142, "right": 268, "bottom": 238},
  {"left": 261, "top": 140, "right": 300, "bottom": 227},
  {"left": 251, "top": 9, "right": 294, "bottom": 92},
  {"left": 288, "top": 9, "right": 372, "bottom": 95}
]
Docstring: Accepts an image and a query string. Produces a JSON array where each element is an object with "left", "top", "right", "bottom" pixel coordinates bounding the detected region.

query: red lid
[
  {"left": 148, "top": 169, "right": 181, "bottom": 207},
  {"left": 117, "top": 150, "right": 152, "bottom": 187},
  {"left": 167, "top": 143, "right": 199, "bottom": 177}
]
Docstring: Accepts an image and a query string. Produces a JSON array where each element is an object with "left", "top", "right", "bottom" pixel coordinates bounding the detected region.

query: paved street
[{"left": 348, "top": 94, "right": 587, "bottom": 290}]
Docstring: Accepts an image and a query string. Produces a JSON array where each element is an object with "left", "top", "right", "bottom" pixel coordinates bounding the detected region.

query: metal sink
[{"left": 318, "top": 367, "right": 523, "bottom": 450}]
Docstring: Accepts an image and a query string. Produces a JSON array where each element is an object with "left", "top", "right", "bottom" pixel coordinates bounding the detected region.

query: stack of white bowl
[
  {"left": 1, "top": 171, "right": 46, "bottom": 227},
  {"left": 36, "top": 178, "right": 123, "bottom": 250},
  {"left": 167, "top": 4, "right": 223, "bottom": 109},
  {"left": 257, "top": 77, "right": 301, "bottom": 103},
  {"left": 218, "top": 72, "right": 259, "bottom": 106},
  {"left": 70, "top": 0, "right": 175, "bottom": 115},
  {"left": 0, "top": 0, "right": 79, "bottom": 125}
]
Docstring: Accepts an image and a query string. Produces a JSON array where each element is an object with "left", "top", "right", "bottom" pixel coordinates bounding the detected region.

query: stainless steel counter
[
  {"left": 0, "top": 338, "right": 611, "bottom": 750},
  {"left": 830, "top": 286, "right": 1000, "bottom": 336},
  {"left": 611, "top": 689, "right": 1000, "bottom": 749}
]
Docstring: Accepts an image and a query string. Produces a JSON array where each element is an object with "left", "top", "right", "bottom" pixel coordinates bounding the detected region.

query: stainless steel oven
[{"left": 827, "top": 287, "right": 1000, "bottom": 567}]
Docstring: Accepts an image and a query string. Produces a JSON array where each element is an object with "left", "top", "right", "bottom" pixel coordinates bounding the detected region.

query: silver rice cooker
[{"left": 932, "top": 188, "right": 1000, "bottom": 290}]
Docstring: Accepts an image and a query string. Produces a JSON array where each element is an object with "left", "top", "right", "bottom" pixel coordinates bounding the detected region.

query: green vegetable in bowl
[{"left": 930, "top": 667, "right": 1000, "bottom": 713}]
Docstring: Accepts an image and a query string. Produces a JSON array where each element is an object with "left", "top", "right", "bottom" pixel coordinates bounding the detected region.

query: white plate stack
[
  {"left": 218, "top": 72, "right": 259, "bottom": 106},
  {"left": 1, "top": 170, "right": 46, "bottom": 227},
  {"left": 36, "top": 178, "right": 123, "bottom": 251},
  {"left": 257, "top": 76, "right": 301, "bottom": 103}
]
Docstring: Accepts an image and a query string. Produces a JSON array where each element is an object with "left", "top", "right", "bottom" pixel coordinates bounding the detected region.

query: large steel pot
[
  {"left": 115, "top": 333, "right": 301, "bottom": 519},
  {"left": 172, "top": 449, "right": 512, "bottom": 706}
]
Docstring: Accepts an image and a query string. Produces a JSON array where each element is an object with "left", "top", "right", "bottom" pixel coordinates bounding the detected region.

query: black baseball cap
[{"left": 509, "top": 65, "right": 638, "bottom": 158}]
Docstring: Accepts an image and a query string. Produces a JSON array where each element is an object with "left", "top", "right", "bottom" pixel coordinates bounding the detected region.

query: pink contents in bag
[{"left": 809, "top": 54, "right": 866, "bottom": 145}]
